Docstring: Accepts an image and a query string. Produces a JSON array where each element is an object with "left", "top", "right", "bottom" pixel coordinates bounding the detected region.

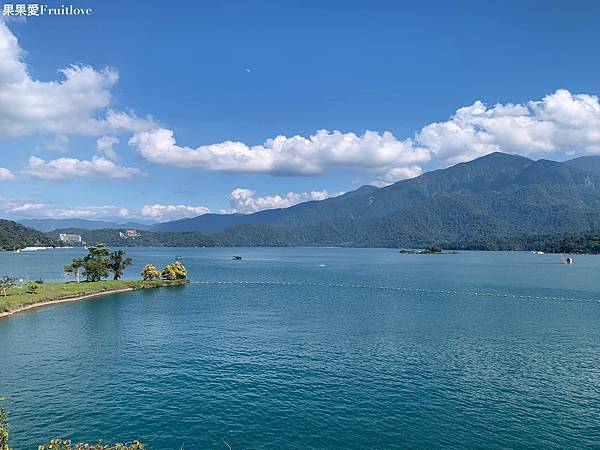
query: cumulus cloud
[
  {"left": 0, "top": 21, "right": 156, "bottom": 137},
  {"left": 22, "top": 156, "right": 144, "bottom": 180},
  {"left": 96, "top": 136, "right": 120, "bottom": 160},
  {"left": 225, "top": 188, "right": 342, "bottom": 214},
  {"left": 0, "top": 167, "right": 15, "bottom": 180},
  {"left": 140, "top": 204, "right": 210, "bottom": 220},
  {"left": 130, "top": 128, "right": 428, "bottom": 184},
  {"left": 1, "top": 197, "right": 210, "bottom": 222},
  {"left": 415, "top": 89, "right": 600, "bottom": 164},
  {"left": 129, "top": 89, "right": 600, "bottom": 185}
]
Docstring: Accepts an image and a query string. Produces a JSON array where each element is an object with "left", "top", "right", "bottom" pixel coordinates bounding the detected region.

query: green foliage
[
  {"left": 161, "top": 261, "right": 187, "bottom": 280},
  {"left": 0, "top": 219, "right": 58, "bottom": 250},
  {"left": 445, "top": 231, "right": 600, "bottom": 254},
  {"left": 25, "top": 280, "right": 41, "bottom": 294},
  {"left": 140, "top": 264, "right": 161, "bottom": 281},
  {"left": 48, "top": 228, "right": 218, "bottom": 248},
  {"left": 38, "top": 439, "right": 145, "bottom": 450},
  {"left": 0, "top": 406, "right": 9, "bottom": 450},
  {"left": 0, "top": 277, "right": 16, "bottom": 298},
  {"left": 108, "top": 250, "right": 133, "bottom": 280},
  {"left": 64, "top": 245, "right": 133, "bottom": 282}
]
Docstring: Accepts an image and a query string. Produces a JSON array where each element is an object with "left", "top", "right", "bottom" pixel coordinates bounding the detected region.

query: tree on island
[
  {"left": 161, "top": 261, "right": 187, "bottom": 280},
  {"left": 108, "top": 250, "right": 133, "bottom": 280},
  {"left": 141, "top": 264, "right": 161, "bottom": 281},
  {"left": 64, "top": 244, "right": 133, "bottom": 282}
]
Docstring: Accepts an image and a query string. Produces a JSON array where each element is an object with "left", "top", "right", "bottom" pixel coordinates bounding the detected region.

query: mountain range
[
  {"left": 18, "top": 218, "right": 151, "bottom": 233},
  {"left": 13, "top": 152, "right": 600, "bottom": 249},
  {"left": 148, "top": 152, "right": 600, "bottom": 247}
]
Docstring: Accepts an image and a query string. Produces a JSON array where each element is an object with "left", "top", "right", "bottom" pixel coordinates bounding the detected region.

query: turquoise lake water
[{"left": 1, "top": 247, "right": 600, "bottom": 448}]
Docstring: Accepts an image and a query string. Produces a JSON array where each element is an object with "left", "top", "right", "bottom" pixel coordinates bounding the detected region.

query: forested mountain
[
  {"left": 0, "top": 220, "right": 58, "bottom": 250},
  {"left": 19, "top": 218, "right": 151, "bottom": 232},
  {"left": 47, "top": 228, "right": 218, "bottom": 247},
  {"left": 151, "top": 152, "right": 600, "bottom": 247},
  {"left": 10, "top": 153, "right": 600, "bottom": 250}
]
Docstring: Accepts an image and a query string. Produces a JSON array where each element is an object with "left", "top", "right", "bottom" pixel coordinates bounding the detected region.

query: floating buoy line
[{"left": 190, "top": 280, "right": 600, "bottom": 305}]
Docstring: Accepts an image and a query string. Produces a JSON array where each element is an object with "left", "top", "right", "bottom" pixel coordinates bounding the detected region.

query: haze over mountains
[{"left": 14, "top": 152, "right": 600, "bottom": 248}]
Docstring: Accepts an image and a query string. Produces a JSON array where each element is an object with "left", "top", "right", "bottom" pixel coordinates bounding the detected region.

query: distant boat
[
  {"left": 532, "top": 251, "right": 545, "bottom": 255},
  {"left": 232, "top": 256, "right": 242, "bottom": 260},
  {"left": 560, "top": 254, "right": 574, "bottom": 264}
]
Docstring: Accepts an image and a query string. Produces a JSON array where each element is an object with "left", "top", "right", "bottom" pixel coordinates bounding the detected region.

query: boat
[
  {"left": 232, "top": 256, "right": 242, "bottom": 260},
  {"left": 560, "top": 254, "right": 574, "bottom": 264}
]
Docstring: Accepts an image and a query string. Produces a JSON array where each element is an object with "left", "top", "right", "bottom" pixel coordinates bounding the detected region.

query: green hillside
[{"left": 0, "top": 219, "right": 59, "bottom": 250}]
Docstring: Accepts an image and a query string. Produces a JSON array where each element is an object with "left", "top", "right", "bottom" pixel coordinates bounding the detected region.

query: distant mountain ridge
[
  {"left": 11, "top": 152, "right": 600, "bottom": 248},
  {"left": 19, "top": 218, "right": 151, "bottom": 233},
  {"left": 151, "top": 153, "right": 600, "bottom": 247}
]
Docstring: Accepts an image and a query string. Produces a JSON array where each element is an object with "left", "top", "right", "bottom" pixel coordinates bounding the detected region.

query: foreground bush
[
  {"left": 140, "top": 264, "right": 161, "bottom": 281},
  {"left": 161, "top": 261, "right": 187, "bottom": 280},
  {"left": 38, "top": 439, "right": 145, "bottom": 450}
]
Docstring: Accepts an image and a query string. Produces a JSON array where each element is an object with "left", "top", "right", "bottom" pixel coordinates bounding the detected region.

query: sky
[{"left": 1, "top": 0, "right": 600, "bottom": 222}]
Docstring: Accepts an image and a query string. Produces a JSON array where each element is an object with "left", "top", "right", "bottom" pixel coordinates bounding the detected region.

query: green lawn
[{"left": 0, "top": 279, "right": 188, "bottom": 313}]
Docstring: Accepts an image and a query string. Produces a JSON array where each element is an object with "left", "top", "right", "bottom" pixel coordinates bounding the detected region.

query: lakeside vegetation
[
  {"left": 0, "top": 244, "right": 189, "bottom": 315},
  {"left": 0, "top": 279, "right": 187, "bottom": 314}
]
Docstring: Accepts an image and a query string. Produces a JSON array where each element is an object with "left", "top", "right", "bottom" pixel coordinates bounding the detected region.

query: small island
[
  {"left": 0, "top": 244, "right": 189, "bottom": 318},
  {"left": 399, "top": 246, "right": 458, "bottom": 255}
]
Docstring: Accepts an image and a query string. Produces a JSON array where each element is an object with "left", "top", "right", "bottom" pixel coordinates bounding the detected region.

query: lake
[{"left": 1, "top": 247, "right": 599, "bottom": 448}]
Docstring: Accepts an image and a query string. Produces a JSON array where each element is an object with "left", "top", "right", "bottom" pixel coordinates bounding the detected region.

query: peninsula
[{"left": 0, "top": 279, "right": 188, "bottom": 318}]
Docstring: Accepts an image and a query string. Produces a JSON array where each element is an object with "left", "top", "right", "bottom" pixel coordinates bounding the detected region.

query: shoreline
[{"left": 0, "top": 281, "right": 187, "bottom": 320}]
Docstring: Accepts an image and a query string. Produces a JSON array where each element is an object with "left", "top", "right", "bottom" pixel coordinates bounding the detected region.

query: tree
[
  {"left": 0, "top": 277, "right": 15, "bottom": 297},
  {"left": 25, "top": 280, "right": 40, "bottom": 294},
  {"left": 64, "top": 244, "right": 112, "bottom": 282},
  {"left": 141, "top": 264, "right": 161, "bottom": 281},
  {"left": 108, "top": 250, "right": 133, "bottom": 280},
  {"left": 161, "top": 261, "right": 187, "bottom": 280}
]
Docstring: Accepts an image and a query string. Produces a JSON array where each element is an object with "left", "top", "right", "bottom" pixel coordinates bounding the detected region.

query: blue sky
[{"left": 1, "top": 0, "right": 600, "bottom": 222}]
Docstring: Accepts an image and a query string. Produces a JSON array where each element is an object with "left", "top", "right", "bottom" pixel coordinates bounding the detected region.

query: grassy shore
[{"left": 0, "top": 279, "right": 188, "bottom": 315}]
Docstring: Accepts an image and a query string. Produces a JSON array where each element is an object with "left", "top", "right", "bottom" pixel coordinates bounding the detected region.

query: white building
[{"left": 59, "top": 233, "right": 82, "bottom": 243}]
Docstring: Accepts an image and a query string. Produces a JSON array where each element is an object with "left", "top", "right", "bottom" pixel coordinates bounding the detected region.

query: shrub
[
  {"left": 0, "top": 407, "right": 9, "bottom": 450},
  {"left": 37, "top": 439, "right": 145, "bottom": 450},
  {"left": 26, "top": 281, "right": 40, "bottom": 295},
  {"left": 161, "top": 261, "right": 187, "bottom": 280},
  {"left": 140, "top": 264, "right": 161, "bottom": 281}
]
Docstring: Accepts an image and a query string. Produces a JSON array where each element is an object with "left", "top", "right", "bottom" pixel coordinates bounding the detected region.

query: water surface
[{"left": 1, "top": 248, "right": 599, "bottom": 448}]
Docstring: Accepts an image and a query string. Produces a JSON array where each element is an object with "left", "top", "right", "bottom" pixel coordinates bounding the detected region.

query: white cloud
[
  {"left": 9, "top": 202, "right": 131, "bottom": 219},
  {"left": 129, "top": 89, "right": 600, "bottom": 185},
  {"left": 414, "top": 90, "right": 600, "bottom": 164},
  {"left": 1, "top": 197, "right": 210, "bottom": 222},
  {"left": 0, "top": 21, "right": 156, "bottom": 137},
  {"left": 140, "top": 204, "right": 209, "bottom": 221},
  {"left": 225, "top": 188, "right": 342, "bottom": 214},
  {"left": 0, "top": 167, "right": 15, "bottom": 180},
  {"left": 96, "top": 136, "right": 120, "bottom": 160},
  {"left": 130, "top": 128, "right": 428, "bottom": 184},
  {"left": 22, "top": 156, "right": 144, "bottom": 180}
]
